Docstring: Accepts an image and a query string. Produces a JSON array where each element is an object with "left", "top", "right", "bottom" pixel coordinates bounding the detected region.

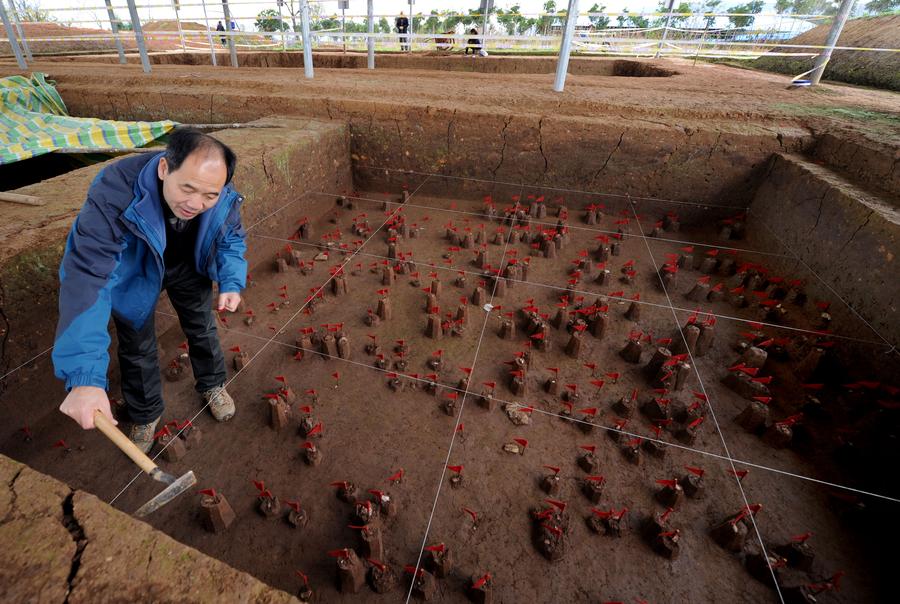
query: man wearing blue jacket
[{"left": 53, "top": 128, "right": 247, "bottom": 453}]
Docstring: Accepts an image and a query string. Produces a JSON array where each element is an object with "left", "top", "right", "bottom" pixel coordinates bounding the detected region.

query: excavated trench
[
  {"left": 59, "top": 52, "right": 679, "bottom": 77},
  {"left": 0, "top": 102, "right": 898, "bottom": 602}
]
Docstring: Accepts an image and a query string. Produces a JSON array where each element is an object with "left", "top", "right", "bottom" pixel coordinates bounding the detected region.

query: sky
[{"left": 29, "top": 1, "right": 821, "bottom": 33}]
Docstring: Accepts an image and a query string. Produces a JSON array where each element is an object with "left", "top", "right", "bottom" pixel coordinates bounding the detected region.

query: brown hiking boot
[
  {"left": 128, "top": 417, "right": 161, "bottom": 454},
  {"left": 202, "top": 385, "right": 235, "bottom": 422}
]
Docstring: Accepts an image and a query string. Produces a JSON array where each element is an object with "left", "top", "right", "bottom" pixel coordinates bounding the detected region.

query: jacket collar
[
  {"left": 129, "top": 152, "right": 167, "bottom": 254},
  {"left": 131, "top": 152, "right": 236, "bottom": 257}
]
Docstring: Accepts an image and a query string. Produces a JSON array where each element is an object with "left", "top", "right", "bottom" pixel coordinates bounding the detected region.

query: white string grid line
[{"left": 107, "top": 175, "right": 433, "bottom": 507}]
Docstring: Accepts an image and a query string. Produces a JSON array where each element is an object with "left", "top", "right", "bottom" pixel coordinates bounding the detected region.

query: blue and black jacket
[{"left": 52, "top": 152, "right": 247, "bottom": 391}]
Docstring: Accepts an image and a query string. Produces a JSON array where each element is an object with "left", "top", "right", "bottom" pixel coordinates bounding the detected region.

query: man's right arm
[{"left": 52, "top": 177, "right": 126, "bottom": 428}]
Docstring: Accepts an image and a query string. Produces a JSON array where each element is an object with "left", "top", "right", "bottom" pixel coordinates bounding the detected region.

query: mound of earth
[
  {"left": 143, "top": 20, "right": 208, "bottom": 32},
  {"left": 0, "top": 22, "right": 182, "bottom": 54},
  {"left": 752, "top": 14, "right": 900, "bottom": 91}
]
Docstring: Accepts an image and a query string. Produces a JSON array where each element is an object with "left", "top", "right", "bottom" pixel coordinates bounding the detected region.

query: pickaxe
[{"left": 94, "top": 411, "right": 196, "bottom": 517}]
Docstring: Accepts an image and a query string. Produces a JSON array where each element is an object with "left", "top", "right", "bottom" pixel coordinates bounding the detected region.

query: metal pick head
[{"left": 134, "top": 470, "right": 196, "bottom": 518}]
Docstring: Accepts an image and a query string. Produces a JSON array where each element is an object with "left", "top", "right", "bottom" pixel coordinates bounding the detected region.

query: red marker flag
[
  {"left": 472, "top": 573, "right": 492, "bottom": 589},
  {"left": 545, "top": 498, "right": 567, "bottom": 512}
]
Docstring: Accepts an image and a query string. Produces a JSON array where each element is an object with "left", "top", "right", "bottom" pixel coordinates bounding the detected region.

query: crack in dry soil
[
  {"left": 537, "top": 116, "right": 549, "bottom": 177},
  {"left": 707, "top": 131, "right": 722, "bottom": 161},
  {"left": 491, "top": 115, "right": 512, "bottom": 180},
  {"left": 62, "top": 491, "right": 87, "bottom": 604},
  {"left": 808, "top": 189, "right": 829, "bottom": 236},
  {"left": 839, "top": 209, "right": 874, "bottom": 254},
  {"left": 446, "top": 109, "right": 457, "bottom": 159},
  {"left": 1, "top": 466, "right": 24, "bottom": 525},
  {"left": 591, "top": 130, "right": 626, "bottom": 187},
  {"left": 261, "top": 147, "right": 274, "bottom": 186}
]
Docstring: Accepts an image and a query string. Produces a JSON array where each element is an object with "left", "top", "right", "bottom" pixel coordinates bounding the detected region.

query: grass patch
[{"left": 772, "top": 103, "right": 900, "bottom": 126}]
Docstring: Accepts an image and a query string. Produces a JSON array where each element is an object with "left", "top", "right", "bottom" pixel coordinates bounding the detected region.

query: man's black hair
[{"left": 164, "top": 127, "right": 237, "bottom": 185}]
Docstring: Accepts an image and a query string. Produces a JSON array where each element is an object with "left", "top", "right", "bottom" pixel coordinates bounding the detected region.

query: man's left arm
[{"left": 215, "top": 199, "right": 247, "bottom": 312}]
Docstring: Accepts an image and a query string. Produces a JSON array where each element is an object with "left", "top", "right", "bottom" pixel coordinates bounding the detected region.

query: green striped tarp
[{"left": 0, "top": 72, "right": 176, "bottom": 165}]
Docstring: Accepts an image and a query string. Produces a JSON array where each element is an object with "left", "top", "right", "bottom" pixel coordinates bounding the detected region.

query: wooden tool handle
[
  {"left": 0, "top": 192, "right": 45, "bottom": 206},
  {"left": 93, "top": 410, "right": 157, "bottom": 475}
]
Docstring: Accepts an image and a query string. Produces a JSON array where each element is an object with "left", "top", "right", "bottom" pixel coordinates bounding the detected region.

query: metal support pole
[
  {"left": 341, "top": 7, "right": 346, "bottom": 54},
  {"left": 0, "top": 0, "right": 26, "bottom": 69},
  {"left": 808, "top": 0, "right": 855, "bottom": 85},
  {"left": 173, "top": 1, "right": 187, "bottom": 53},
  {"left": 125, "top": 0, "right": 152, "bottom": 73},
  {"left": 553, "top": 0, "right": 579, "bottom": 92},
  {"left": 367, "top": 0, "right": 375, "bottom": 68},
  {"left": 104, "top": 0, "right": 127, "bottom": 64},
  {"left": 693, "top": 22, "right": 709, "bottom": 67},
  {"left": 481, "top": 0, "right": 492, "bottom": 54},
  {"left": 277, "top": 0, "right": 286, "bottom": 51},
  {"left": 300, "top": 0, "right": 313, "bottom": 78},
  {"left": 7, "top": 1, "right": 31, "bottom": 61},
  {"left": 654, "top": 0, "right": 675, "bottom": 59},
  {"left": 221, "top": 0, "right": 238, "bottom": 67},
  {"left": 200, "top": 0, "right": 217, "bottom": 66},
  {"left": 408, "top": 0, "right": 413, "bottom": 53}
]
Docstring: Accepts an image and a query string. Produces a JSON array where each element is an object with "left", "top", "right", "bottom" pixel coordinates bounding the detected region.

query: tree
[
  {"left": 588, "top": 3, "right": 611, "bottom": 29},
  {"left": 630, "top": 12, "right": 651, "bottom": 27},
  {"left": 496, "top": 5, "right": 520, "bottom": 34},
  {"left": 774, "top": 0, "right": 840, "bottom": 16},
  {"left": 312, "top": 15, "right": 340, "bottom": 31},
  {"left": 9, "top": 0, "right": 52, "bottom": 23},
  {"left": 424, "top": 10, "right": 441, "bottom": 33},
  {"left": 378, "top": 17, "right": 391, "bottom": 33},
  {"left": 727, "top": 0, "right": 764, "bottom": 28},
  {"left": 618, "top": 8, "right": 650, "bottom": 27},
  {"left": 281, "top": 0, "right": 302, "bottom": 32},
  {"left": 654, "top": 1, "right": 693, "bottom": 27},
  {"left": 255, "top": 9, "right": 288, "bottom": 32},
  {"left": 701, "top": 0, "right": 723, "bottom": 28},
  {"left": 863, "top": 0, "right": 899, "bottom": 12},
  {"left": 537, "top": 1, "right": 558, "bottom": 34},
  {"left": 345, "top": 19, "right": 370, "bottom": 33},
  {"left": 412, "top": 12, "right": 424, "bottom": 32}
]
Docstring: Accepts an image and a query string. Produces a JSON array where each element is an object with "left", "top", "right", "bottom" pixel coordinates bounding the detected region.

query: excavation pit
[{"left": 0, "top": 107, "right": 897, "bottom": 603}]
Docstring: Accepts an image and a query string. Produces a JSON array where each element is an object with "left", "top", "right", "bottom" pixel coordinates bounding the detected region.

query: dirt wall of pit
[
  {"left": 750, "top": 152, "right": 899, "bottom": 348},
  {"left": 810, "top": 133, "right": 900, "bottom": 203},
  {"left": 0, "top": 454, "right": 298, "bottom": 602},
  {"left": 0, "top": 118, "right": 350, "bottom": 407},
  {"left": 59, "top": 52, "right": 678, "bottom": 77},
  {"left": 53, "top": 81, "right": 812, "bottom": 210}
]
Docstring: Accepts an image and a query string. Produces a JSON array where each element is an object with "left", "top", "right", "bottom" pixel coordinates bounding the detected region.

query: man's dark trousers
[{"left": 113, "top": 262, "right": 226, "bottom": 424}]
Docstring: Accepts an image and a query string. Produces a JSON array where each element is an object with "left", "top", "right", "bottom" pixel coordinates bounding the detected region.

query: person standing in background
[
  {"left": 396, "top": 12, "right": 410, "bottom": 51},
  {"left": 216, "top": 20, "right": 226, "bottom": 46}
]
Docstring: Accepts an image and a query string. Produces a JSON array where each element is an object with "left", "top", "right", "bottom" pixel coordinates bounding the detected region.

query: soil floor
[{"left": 1, "top": 170, "right": 895, "bottom": 602}]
